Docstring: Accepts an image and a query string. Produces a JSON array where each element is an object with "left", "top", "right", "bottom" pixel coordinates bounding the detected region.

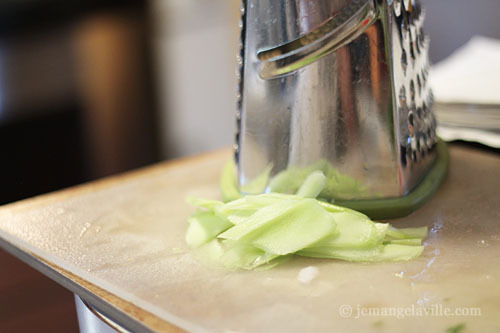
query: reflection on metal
[
  {"left": 236, "top": 0, "right": 438, "bottom": 201},
  {"left": 75, "top": 295, "right": 131, "bottom": 333},
  {"left": 258, "top": 0, "right": 377, "bottom": 79}
]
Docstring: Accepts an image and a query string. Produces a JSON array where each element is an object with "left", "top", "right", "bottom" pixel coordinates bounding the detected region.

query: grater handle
[{"left": 258, "top": 0, "right": 378, "bottom": 79}]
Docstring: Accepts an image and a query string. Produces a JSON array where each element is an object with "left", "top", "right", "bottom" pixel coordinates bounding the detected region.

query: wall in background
[
  {"left": 151, "top": 0, "right": 500, "bottom": 158},
  {"left": 422, "top": 0, "right": 500, "bottom": 63},
  {"left": 151, "top": 0, "right": 240, "bottom": 159}
]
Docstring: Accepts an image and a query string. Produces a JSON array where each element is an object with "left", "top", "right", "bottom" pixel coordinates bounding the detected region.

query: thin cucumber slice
[
  {"left": 216, "top": 194, "right": 293, "bottom": 224},
  {"left": 376, "top": 244, "right": 424, "bottom": 261},
  {"left": 185, "top": 212, "right": 233, "bottom": 248},
  {"left": 310, "top": 212, "right": 379, "bottom": 249},
  {"left": 218, "top": 200, "right": 298, "bottom": 241},
  {"left": 268, "top": 159, "right": 367, "bottom": 199},
  {"left": 200, "top": 239, "right": 225, "bottom": 261},
  {"left": 219, "top": 243, "right": 278, "bottom": 270},
  {"left": 397, "top": 227, "right": 428, "bottom": 239},
  {"left": 254, "top": 255, "right": 293, "bottom": 271},
  {"left": 296, "top": 171, "right": 327, "bottom": 198},
  {"left": 251, "top": 193, "right": 297, "bottom": 201},
  {"left": 248, "top": 192, "right": 368, "bottom": 218},
  {"left": 240, "top": 164, "right": 273, "bottom": 194},
  {"left": 186, "top": 197, "right": 224, "bottom": 211},
  {"left": 373, "top": 223, "right": 390, "bottom": 244},
  {"left": 384, "top": 238, "right": 422, "bottom": 246},
  {"left": 268, "top": 168, "right": 304, "bottom": 194},
  {"left": 317, "top": 200, "right": 368, "bottom": 218},
  {"left": 297, "top": 246, "right": 383, "bottom": 260},
  {"left": 215, "top": 197, "right": 267, "bottom": 222},
  {"left": 298, "top": 244, "right": 424, "bottom": 262},
  {"left": 250, "top": 199, "right": 337, "bottom": 255},
  {"left": 225, "top": 210, "right": 257, "bottom": 225},
  {"left": 242, "top": 193, "right": 367, "bottom": 218},
  {"left": 220, "top": 160, "right": 242, "bottom": 202},
  {"left": 206, "top": 240, "right": 291, "bottom": 270},
  {"left": 386, "top": 226, "right": 428, "bottom": 240},
  {"left": 215, "top": 195, "right": 282, "bottom": 220}
]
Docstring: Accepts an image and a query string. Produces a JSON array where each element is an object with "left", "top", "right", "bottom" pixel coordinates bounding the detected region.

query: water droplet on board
[
  {"left": 79, "top": 222, "right": 92, "bottom": 238},
  {"left": 476, "top": 239, "right": 489, "bottom": 248},
  {"left": 298, "top": 266, "right": 319, "bottom": 285}
]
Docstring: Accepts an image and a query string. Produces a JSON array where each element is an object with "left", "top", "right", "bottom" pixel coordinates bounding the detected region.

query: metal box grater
[{"left": 235, "top": 0, "right": 448, "bottom": 218}]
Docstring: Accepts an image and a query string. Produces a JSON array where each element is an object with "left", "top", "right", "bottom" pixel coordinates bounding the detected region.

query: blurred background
[{"left": 0, "top": 0, "right": 499, "bottom": 331}]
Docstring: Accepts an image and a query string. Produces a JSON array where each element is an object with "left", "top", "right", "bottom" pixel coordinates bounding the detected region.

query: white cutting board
[{"left": 0, "top": 147, "right": 499, "bottom": 332}]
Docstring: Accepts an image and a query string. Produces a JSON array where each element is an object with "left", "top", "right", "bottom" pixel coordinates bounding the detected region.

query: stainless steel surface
[
  {"left": 236, "top": 0, "right": 438, "bottom": 200},
  {"left": 75, "top": 295, "right": 123, "bottom": 333}
]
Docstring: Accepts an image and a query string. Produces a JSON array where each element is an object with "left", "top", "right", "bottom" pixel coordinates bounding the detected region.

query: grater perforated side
[{"left": 388, "top": 0, "right": 438, "bottom": 194}]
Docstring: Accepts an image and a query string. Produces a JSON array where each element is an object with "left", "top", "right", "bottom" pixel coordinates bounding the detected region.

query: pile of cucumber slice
[{"left": 185, "top": 162, "right": 427, "bottom": 270}]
